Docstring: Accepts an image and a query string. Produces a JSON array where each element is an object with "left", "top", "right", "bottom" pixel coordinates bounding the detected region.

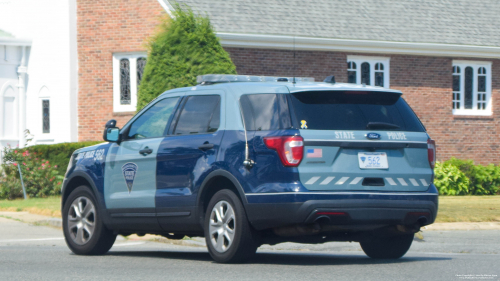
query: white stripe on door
[
  {"left": 385, "top": 178, "right": 397, "bottom": 186},
  {"left": 409, "top": 178, "right": 419, "bottom": 186},
  {"left": 305, "top": 176, "right": 321, "bottom": 185},
  {"left": 397, "top": 178, "right": 408, "bottom": 186},
  {"left": 349, "top": 177, "right": 363, "bottom": 185},
  {"left": 319, "top": 177, "right": 335, "bottom": 185},
  {"left": 420, "top": 179, "right": 428, "bottom": 186},
  {"left": 335, "top": 177, "right": 350, "bottom": 185}
]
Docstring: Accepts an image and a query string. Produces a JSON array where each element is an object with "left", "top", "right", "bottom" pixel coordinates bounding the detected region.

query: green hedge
[
  {"left": 14, "top": 141, "right": 102, "bottom": 176},
  {"left": 435, "top": 158, "right": 500, "bottom": 195},
  {"left": 0, "top": 141, "right": 101, "bottom": 199}
]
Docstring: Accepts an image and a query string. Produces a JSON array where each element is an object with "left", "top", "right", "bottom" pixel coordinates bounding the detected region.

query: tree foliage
[{"left": 137, "top": 4, "right": 236, "bottom": 110}]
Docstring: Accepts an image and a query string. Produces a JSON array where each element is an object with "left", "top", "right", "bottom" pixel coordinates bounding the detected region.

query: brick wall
[
  {"left": 77, "top": 0, "right": 165, "bottom": 141},
  {"left": 225, "top": 48, "right": 500, "bottom": 164}
]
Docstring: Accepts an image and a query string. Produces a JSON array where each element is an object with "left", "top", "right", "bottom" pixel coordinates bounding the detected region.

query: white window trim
[
  {"left": 112, "top": 52, "right": 147, "bottom": 112},
  {"left": 452, "top": 60, "right": 492, "bottom": 116},
  {"left": 347, "top": 55, "right": 390, "bottom": 88},
  {"left": 36, "top": 87, "right": 54, "bottom": 143}
]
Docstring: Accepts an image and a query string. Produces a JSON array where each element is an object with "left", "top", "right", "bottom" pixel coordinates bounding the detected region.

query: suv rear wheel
[
  {"left": 360, "top": 233, "right": 414, "bottom": 259},
  {"left": 204, "top": 189, "right": 258, "bottom": 263},
  {"left": 63, "top": 185, "right": 116, "bottom": 255}
]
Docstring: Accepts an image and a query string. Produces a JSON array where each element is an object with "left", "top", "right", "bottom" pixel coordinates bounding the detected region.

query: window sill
[
  {"left": 453, "top": 115, "right": 494, "bottom": 121},
  {"left": 113, "top": 111, "right": 135, "bottom": 117},
  {"left": 452, "top": 110, "right": 492, "bottom": 117}
]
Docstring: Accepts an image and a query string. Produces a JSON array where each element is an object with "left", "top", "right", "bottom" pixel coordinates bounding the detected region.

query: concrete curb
[{"left": 37, "top": 218, "right": 62, "bottom": 228}]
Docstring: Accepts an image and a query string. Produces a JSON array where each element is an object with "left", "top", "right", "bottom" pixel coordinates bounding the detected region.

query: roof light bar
[{"left": 197, "top": 74, "right": 315, "bottom": 84}]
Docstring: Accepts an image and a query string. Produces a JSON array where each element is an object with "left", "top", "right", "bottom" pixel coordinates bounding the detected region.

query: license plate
[{"left": 358, "top": 152, "right": 388, "bottom": 169}]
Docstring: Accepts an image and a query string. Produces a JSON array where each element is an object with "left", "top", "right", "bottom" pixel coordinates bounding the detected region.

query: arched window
[
  {"left": 42, "top": 100, "right": 50, "bottom": 133},
  {"left": 452, "top": 61, "right": 491, "bottom": 115},
  {"left": 113, "top": 54, "right": 147, "bottom": 112},
  {"left": 137, "top": 57, "right": 147, "bottom": 90},
  {"left": 477, "top": 67, "right": 487, "bottom": 110},
  {"left": 120, "top": 58, "right": 131, "bottom": 105},
  {"left": 347, "top": 61, "right": 356, "bottom": 83},
  {"left": 464, "top": 67, "right": 473, "bottom": 109},
  {"left": 361, "top": 62, "right": 370, "bottom": 85},
  {"left": 2, "top": 85, "right": 17, "bottom": 138},
  {"left": 347, "top": 57, "right": 389, "bottom": 88},
  {"left": 452, "top": 66, "right": 460, "bottom": 109},
  {"left": 374, "top": 63, "right": 384, "bottom": 87}
]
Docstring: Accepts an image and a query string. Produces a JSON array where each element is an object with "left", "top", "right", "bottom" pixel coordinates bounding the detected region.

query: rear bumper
[{"left": 245, "top": 184, "right": 439, "bottom": 230}]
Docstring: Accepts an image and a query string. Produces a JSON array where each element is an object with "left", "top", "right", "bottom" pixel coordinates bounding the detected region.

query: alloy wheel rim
[
  {"left": 67, "top": 196, "right": 96, "bottom": 245},
  {"left": 209, "top": 200, "right": 236, "bottom": 253}
]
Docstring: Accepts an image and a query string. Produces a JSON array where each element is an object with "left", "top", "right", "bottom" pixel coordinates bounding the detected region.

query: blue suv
[{"left": 62, "top": 74, "right": 438, "bottom": 263}]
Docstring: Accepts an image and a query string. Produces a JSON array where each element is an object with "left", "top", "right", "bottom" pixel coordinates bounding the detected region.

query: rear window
[
  {"left": 289, "top": 91, "right": 425, "bottom": 132},
  {"left": 240, "top": 94, "right": 291, "bottom": 131}
]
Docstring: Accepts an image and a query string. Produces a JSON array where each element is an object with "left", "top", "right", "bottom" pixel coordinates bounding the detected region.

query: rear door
[
  {"left": 289, "top": 90, "right": 432, "bottom": 192},
  {"left": 156, "top": 92, "right": 224, "bottom": 231}
]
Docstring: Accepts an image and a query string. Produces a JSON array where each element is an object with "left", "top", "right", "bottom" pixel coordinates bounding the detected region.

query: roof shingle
[{"left": 171, "top": 0, "right": 500, "bottom": 47}]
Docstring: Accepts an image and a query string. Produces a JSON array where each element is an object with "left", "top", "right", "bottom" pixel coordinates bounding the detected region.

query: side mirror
[
  {"left": 103, "top": 119, "right": 120, "bottom": 142},
  {"left": 105, "top": 128, "right": 120, "bottom": 142}
]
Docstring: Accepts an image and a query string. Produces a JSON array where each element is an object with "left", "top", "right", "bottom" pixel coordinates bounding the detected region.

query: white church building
[{"left": 0, "top": 0, "right": 78, "bottom": 161}]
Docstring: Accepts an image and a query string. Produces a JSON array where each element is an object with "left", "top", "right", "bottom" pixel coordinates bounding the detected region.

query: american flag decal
[{"left": 306, "top": 148, "right": 322, "bottom": 158}]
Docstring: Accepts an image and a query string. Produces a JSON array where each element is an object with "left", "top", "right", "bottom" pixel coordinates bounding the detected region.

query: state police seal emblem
[{"left": 122, "top": 163, "right": 138, "bottom": 193}]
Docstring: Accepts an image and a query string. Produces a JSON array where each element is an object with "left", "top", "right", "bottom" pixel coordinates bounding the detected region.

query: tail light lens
[
  {"left": 264, "top": 136, "right": 304, "bottom": 167},
  {"left": 427, "top": 139, "right": 436, "bottom": 169}
]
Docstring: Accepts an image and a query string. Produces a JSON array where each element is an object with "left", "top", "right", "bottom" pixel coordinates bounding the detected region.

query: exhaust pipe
[{"left": 417, "top": 216, "right": 428, "bottom": 226}]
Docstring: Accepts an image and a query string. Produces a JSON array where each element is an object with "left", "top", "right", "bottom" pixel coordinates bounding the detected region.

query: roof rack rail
[{"left": 197, "top": 74, "right": 315, "bottom": 84}]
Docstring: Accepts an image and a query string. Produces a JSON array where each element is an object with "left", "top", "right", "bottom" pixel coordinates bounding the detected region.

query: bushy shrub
[
  {"left": 1, "top": 147, "right": 63, "bottom": 199},
  {"left": 0, "top": 141, "right": 101, "bottom": 199},
  {"left": 0, "top": 177, "right": 24, "bottom": 200},
  {"left": 467, "top": 164, "right": 500, "bottom": 195},
  {"left": 10, "top": 141, "right": 101, "bottom": 176},
  {"left": 436, "top": 158, "right": 500, "bottom": 195},
  {"left": 434, "top": 162, "right": 470, "bottom": 195},
  {"left": 137, "top": 3, "right": 237, "bottom": 110}
]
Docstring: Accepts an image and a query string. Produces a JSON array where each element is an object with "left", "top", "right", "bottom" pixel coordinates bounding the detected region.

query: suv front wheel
[
  {"left": 63, "top": 185, "right": 116, "bottom": 255},
  {"left": 204, "top": 189, "right": 258, "bottom": 263}
]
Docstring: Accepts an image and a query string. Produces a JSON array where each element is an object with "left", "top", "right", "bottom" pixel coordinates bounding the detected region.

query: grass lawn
[
  {"left": 436, "top": 195, "right": 500, "bottom": 223},
  {"left": 0, "top": 195, "right": 499, "bottom": 222},
  {"left": 0, "top": 197, "right": 61, "bottom": 217}
]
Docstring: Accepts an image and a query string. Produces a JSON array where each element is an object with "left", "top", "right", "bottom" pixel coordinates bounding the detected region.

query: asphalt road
[{"left": 0, "top": 216, "right": 499, "bottom": 281}]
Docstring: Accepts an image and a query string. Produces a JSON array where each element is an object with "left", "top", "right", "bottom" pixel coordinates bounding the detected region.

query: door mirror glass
[{"left": 105, "top": 128, "right": 120, "bottom": 142}]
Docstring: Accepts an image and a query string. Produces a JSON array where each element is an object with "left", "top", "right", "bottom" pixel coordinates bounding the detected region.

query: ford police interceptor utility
[{"left": 62, "top": 74, "right": 438, "bottom": 263}]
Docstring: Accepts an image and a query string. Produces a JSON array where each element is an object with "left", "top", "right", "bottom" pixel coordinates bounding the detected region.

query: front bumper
[{"left": 245, "top": 184, "right": 439, "bottom": 230}]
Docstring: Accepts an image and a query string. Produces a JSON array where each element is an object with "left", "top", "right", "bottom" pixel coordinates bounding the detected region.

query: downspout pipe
[{"left": 17, "top": 46, "right": 27, "bottom": 148}]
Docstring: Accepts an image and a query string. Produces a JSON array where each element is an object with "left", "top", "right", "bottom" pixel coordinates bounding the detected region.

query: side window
[
  {"left": 240, "top": 94, "right": 291, "bottom": 131},
  {"left": 174, "top": 95, "right": 221, "bottom": 135},
  {"left": 127, "top": 97, "right": 179, "bottom": 139}
]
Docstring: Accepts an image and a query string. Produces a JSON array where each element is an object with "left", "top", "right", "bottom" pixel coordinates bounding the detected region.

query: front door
[
  {"left": 156, "top": 92, "right": 224, "bottom": 231},
  {"left": 104, "top": 96, "right": 180, "bottom": 231}
]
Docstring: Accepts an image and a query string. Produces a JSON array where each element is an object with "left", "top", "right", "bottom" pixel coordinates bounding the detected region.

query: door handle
[
  {"left": 198, "top": 143, "right": 214, "bottom": 151},
  {"left": 139, "top": 147, "right": 153, "bottom": 156}
]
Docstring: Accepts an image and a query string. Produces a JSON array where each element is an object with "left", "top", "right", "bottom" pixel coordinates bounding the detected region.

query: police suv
[{"left": 62, "top": 74, "right": 438, "bottom": 263}]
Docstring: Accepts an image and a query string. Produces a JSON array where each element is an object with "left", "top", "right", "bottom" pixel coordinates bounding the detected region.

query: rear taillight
[
  {"left": 427, "top": 139, "right": 436, "bottom": 169},
  {"left": 264, "top": 136, "right": 304, "bottom": 167}
]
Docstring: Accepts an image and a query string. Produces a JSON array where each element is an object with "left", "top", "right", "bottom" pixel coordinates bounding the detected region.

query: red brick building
[{"left": 77, "top": 0, "right": 500, "bottom": 164}]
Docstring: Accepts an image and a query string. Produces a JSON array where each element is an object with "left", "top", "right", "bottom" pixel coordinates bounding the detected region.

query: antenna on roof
[{"left": 292, "top": 36, "right": 296, "bottom": 85}]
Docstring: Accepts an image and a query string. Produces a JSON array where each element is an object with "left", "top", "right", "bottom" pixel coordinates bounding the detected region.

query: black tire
[
  {"left": 63, "top": 185, "right": 116, "bottom": 255},
  {"left": 204, "top": 189, "right": 259, "bottom": 263},
  {"left": 360, "top": 233, "right": 414, "bottom": 259}
]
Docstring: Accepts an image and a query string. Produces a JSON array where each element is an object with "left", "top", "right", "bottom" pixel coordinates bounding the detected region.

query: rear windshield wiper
[{"left": 366, "top": 122, "right": 400, "bottom": 130}]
